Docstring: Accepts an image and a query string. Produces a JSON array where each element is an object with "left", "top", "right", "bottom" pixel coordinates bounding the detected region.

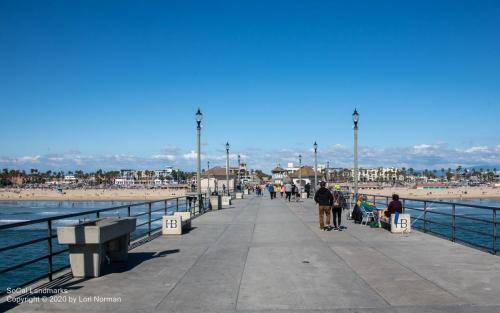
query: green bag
[{"left": 369, "top": 221, "right": 379, "bottom": 228}]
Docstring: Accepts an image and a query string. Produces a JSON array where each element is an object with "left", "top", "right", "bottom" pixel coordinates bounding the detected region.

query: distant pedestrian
[
  {"left": 295, "top": 184, "right": 301, "bottom": 201},
  {"left": 285, "top": 183, "right": 292, "bottom": 202},
  {"left": 279, "top": 185, "right": 285, "bottom": 198},
  {"left": 273, "top": 184, "right": 278, "bottom": 199},
  {"left": 267, "top": 184, "right": 274, "bottom": 199},
  {"left": 314, "top": 181, "right": 333, "bottom": 231},
  {"left": 305, "top": 183, "right": 311, "bottom": 198}
]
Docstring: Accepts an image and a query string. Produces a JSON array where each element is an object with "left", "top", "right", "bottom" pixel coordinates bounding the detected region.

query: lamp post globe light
[
  {"left": 226, "top": 142, "right": 230, "bottom": 196},
  {"left": 196, "top": 108, "right": 203, "bottom": 213},
  {"left": 313, "top": 142, "right": 318, "bottom": 191},
  {"left": 352, "top": 109, "right": 359, "bottom": 198}
]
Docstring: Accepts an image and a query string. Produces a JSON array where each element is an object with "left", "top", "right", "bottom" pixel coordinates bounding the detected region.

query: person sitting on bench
[{"left": 384, "top": 194, "right": 403, "bottom": 226}]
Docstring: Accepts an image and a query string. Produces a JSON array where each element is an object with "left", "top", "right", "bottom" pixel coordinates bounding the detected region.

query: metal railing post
[
  {"left": 164, "top": 200, "right": 168, "bottom": 215},
  {"left": 96, "top": 211, "right": 100, "bottom": 219},
  {"left": 452, "top": 204, "right": 456, "bottom": 242},
  {"left": 402, "top": 199, "right": 406, "bottom": 214},
  {"left": 148, "top": 203, "right": 152, "bottom": 237},
  {"left": 176, "top": 198, "right": 179, "bottom": 212},
  {"left": 127, "top": 206, "right": 131, "bottom": 217},
  {"left": 47, "top": 220, "right": 53, "bottom": 281},
  {"left": 423, "top": 201, "right": 428, "bottom": 233},
  {"left": 493, "top": 209, "right": 497, "bottom": 255}
]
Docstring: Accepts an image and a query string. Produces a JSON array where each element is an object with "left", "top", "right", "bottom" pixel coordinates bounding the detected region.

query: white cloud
[
  {"left": 152, "top": 154, "right": 176, "bottom": 161},
  {"left": 183, "top": 151, "right": 205, "bottom": 160},
  {"left": 16, "top": 155, "right": 41, "bottom": 163},
  {"left": 464, "top": 146, "right": 489, "bottom": 153}
]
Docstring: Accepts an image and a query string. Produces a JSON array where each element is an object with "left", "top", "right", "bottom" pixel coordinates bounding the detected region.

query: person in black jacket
[{"left": 314, "top": 181, "right": 333, "bottom": 231}]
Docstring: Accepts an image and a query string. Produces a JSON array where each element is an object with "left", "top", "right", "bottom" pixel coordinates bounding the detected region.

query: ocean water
[{"left": 0, "top": 200, "right": 189, "bottom": 293}]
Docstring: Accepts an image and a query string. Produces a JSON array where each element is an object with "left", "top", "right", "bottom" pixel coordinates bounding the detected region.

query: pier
[{"left": 3, "top": 195, "right": 500, "bottom": 313}]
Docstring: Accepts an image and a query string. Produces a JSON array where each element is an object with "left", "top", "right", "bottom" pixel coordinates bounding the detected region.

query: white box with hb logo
[
  {"left": 390, "top": 213, "right": 411, "bottom": 233},
  {"left": 162, "top": 215, "right": 182, "bottom": 235}
]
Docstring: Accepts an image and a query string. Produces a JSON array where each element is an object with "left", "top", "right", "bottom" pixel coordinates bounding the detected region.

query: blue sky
[{"left": 1, "top": 0, "right": 500, "bottom": 172}]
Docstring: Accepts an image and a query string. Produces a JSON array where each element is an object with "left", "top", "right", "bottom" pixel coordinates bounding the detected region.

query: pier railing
[
  {"left": 346, "top": 193, "right": 498, "bottom": 255},
  {"left": 0, "top": 194, "right": 209, "bottom": 296}
]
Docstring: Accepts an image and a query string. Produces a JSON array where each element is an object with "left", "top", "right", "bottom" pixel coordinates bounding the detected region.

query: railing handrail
[
  {"left": 0, "top": 197, "right": 185, "bottom": 230},
  {"left": 345, "top": 192, "right": 498, "bottom": 255},
  {"left": 348, "top": 192, "right": 499, "bottom": 210}
]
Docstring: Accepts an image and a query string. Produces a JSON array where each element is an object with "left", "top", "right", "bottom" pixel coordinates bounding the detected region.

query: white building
[
  {"left": 114, "top": 178, "right": 135, "bottom": 186},
  {"left": 63, "top": 175, "right": 78, "bottom": 184}
]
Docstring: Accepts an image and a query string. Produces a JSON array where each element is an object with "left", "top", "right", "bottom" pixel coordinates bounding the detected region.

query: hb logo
[
  {"left": 166, "top": 220, "right": 178, "bottom": 228},
  {"left": 398, "top": 218, "right": 408, "bottom": 229}
]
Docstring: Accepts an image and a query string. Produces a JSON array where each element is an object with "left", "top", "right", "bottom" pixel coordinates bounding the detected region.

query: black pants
[
  {"left": 332, "top": 207, "right": 342, "bottom": 228},
  {"left": 270, "top": 192, "right": 274, "bottom": 199},
  {"left": 285, "top": 192, "right": 291, "bottom": 201},
  {"left": 306, "top": 191, "right": 310, "bottom": 198}
]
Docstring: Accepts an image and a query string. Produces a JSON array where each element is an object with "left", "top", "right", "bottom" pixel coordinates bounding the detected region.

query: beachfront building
[
  {"left": 201, "top": 166, "right": 236, "bottom": 192},
  {"left": 114, "top": 178, "right": 135, "bottom": 186},
  {"left": 271, "top": 165, "right": 287, "bottom": 185},
  {"left": 63, "top": 175, "right": 78, "bottom": 184},
  {"left": 289, "top": 166, "right": 318, "bottom": 187},
  {"left": 284, "top": 162, "right": 300, "bottom": 174}
]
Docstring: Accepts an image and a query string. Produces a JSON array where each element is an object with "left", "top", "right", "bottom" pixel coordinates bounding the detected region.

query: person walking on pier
[
  {"left": 273, "top": 184, "right": 279, "bottom": 198},
  {"left": 332, "top": 185, "right": 345, "bottom": 231},
  {"left": 305, "top": 182, "right": 311, "bottom": 198},
  {"left": 267, "top": 184, "right": 275, "bottom": 199},
  {"left": 279, "top": 184, "right": 285, "bottom": 198},
  {"left": 314, "top": 181, "right": 333, "bottom": 231},
  {"left": 285, "top": 183, "right": 292, "bottom": 202}
]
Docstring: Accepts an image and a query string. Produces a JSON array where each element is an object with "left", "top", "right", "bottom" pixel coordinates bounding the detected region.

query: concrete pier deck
[{"left": 3, "top": 195, "right": 500, "bottom": 313}]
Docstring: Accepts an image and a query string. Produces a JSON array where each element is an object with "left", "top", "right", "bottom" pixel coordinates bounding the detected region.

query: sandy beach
[
  {"left": 359, "top": 186, "right": 500, "bottom": 200},
  {"left": 0, "top": 188, "right": 187, "bottom": 201}
]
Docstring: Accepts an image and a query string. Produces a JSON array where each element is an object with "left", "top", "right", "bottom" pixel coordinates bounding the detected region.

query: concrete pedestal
[
  {"left": 162, "top": 215, "right": 182, "bottom": 235},
  {"left": 301, "top": 192, "right": 308, "bottom": 199},
  {"left": 210, "top": 195, "right": 222, "bottom": 210},
  {"left": 222, "top": 196, "right": 232, "bottom": 207},
  {"left": 244, "top": 189, "right": 249, "bottom": 195},
  {"left": 390, "top": 214, "right": 411, "bottom": 233},
  {"left": 235, "top": 192, "right": 243, "bottom": 199}
]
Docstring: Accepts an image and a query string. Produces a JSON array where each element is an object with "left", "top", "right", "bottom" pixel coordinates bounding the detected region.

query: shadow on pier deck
[{"left": 2, "top": 195, "right": 500, "bottom": 313}]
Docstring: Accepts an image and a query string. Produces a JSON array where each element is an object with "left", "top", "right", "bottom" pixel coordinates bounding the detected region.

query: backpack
[{"left": 332, "top": 192, "right": 341, "bottom": 208}]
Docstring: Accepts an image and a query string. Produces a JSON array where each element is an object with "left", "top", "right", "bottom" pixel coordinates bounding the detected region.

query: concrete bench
[
  {"left": 235, "top": 192, "right": 244, "bottom": 199},
  {"left": 57, "top": 217, "right": 137, "bottom": 278},
  {"left": 162, "top": 212, "right": 192, "bottom": 235},
  {"left": 380, "top": 213, "right": 411, "bottom": 234}
]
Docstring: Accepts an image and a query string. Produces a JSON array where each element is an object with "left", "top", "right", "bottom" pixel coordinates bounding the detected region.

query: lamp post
[
  {"left": 313, "top": 142, "right": 318, "bottom": 191},
  {"left": 237, "top": 154, "right": 241, "bottom": 191},
  {"left": 326, "top": 160, "right": 330, "bottom": 185},
  {"left": 226, "top": 142, "right": 230, "bottom": 196},
  {"left": 207, "top": 160, "right": 211, "bottom": 195},
  {"left": 353, "top": 109, "right": 359, "bottom": 198},
  {"left": 195, "top": 108, "right": 203, "bottom": 213},
  {"left": 298, "top": 154, "right": 302, "bottom": 196}
]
